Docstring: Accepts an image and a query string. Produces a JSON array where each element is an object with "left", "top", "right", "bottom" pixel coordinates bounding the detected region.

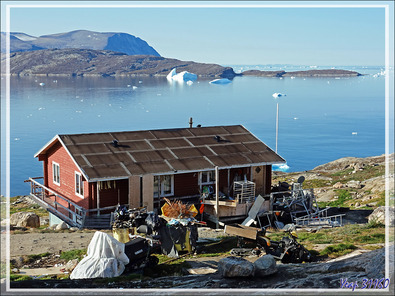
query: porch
[{"left": 25, "top": 178, "right": 121, "bottom": 229}]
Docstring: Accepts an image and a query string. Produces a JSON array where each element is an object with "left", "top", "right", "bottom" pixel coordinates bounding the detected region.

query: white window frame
[
  {"left": 154, "top": 175, "right": 174, "bottom": 197},
  {"left": 52, "top": 161, "right": 60, "bottom": 186},
  {"left": 199, "top": 171, "right": 215, "bottom": 185},
  {"left": 199, "top": 170, "right": 216, "bottom": 193},
  {"left": 75, "top": 171, "right": 84, "bottom": 198}
]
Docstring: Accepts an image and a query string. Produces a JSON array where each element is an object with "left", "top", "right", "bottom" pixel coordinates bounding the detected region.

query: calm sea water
[{"left": 5, "top": 65, "right": 388, "bottom": 196}]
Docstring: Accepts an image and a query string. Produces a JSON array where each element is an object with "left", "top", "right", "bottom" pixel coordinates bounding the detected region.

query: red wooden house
[{"left": 27, "top": 125, "right": 285, "bottom": 228}]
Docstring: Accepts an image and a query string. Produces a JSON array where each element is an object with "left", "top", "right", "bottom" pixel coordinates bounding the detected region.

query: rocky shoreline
[
  {"left": 2, "top": 48, "right": 361, "bottom": 78},
  {"left": 273, "top": 154, "right": 394, "bottom": 210}
]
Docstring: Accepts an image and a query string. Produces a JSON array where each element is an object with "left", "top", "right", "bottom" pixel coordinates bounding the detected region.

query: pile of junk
[
  {"left": 70, "top": 199, "right": 203, "bottom": 280},
  {"left": 111, "top": 198, "right": 203, "bottom": 266}
]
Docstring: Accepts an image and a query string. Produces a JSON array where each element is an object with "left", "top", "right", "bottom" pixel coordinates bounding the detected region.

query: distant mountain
[
  {"left": 3, "top": 48, "right": 235, "bottom": 78},
  {"left": 1, "top": 30, "right": 160, "bottom": 56}
]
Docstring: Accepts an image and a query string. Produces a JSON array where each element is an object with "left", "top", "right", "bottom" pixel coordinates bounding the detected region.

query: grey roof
[{"left": 37, "top": 125, "right": 285, "bottom": 181}]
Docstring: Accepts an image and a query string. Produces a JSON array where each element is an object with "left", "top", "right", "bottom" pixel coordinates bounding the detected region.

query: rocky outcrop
[
  {"left": 253, "top": 254, "right": 277, "bottom": 277},
  {"left": 3, "top": 48, "right": 235, "bottom": 78},
  {"left": 313, "top": 154, "right": 390, "bottom": 172},
  {"left": 10, "top": 212, "right": 40, "bottom": 228},
  {"left": 368, "top": 206, "right": 395, "bottom": 226},
  {"left": 218, "top": 256, "right": 255, "bottom": 278},
  {"left": 241, "top": 69, "right": 361, "bottom": 77}
]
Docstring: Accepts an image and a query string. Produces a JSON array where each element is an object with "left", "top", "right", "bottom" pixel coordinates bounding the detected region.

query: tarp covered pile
[{"left": 70, "top": 231, "right": 129, "bottom": 279}]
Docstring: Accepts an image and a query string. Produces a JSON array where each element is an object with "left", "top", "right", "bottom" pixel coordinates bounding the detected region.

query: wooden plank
[
  {"left": 128, "top": 176, "right": 141, "bottom": 209},
  {"left": 142, "top": 175, "right": 154, "bottom": 211},
  {"left": 224, "top": 224, "right": 260, "bottom": 240},
  {"left": 242, "top": 195, "right": 265, "bottom": 226},
  {"left": 203, "top": 200, "right": 237, "bottom": 207}
]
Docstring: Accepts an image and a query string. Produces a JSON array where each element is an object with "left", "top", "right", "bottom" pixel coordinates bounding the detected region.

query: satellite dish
[{"left": 297, "top": 176, "right": 305, "bottom": 184}]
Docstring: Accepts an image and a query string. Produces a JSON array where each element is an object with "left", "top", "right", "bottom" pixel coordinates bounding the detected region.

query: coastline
[{"left": 2, "top": 48, "right": 362, "bottom": 78}]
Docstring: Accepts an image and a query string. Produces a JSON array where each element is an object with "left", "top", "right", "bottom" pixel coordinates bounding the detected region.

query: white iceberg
[
  {"left": 167, "top": 68, "right": 197, "bottom": 83},
  {"left": 272, "top": 163, "right": 290, "bottom": 172},
  {"left": 272, "top": 93, "right": 286, "bottom": 98},
  {"left": 209, "top": 78, "right": 232, "bottom": 84},
  {"left": 166, "top": 68, "right": 177, "bottom": 81}
]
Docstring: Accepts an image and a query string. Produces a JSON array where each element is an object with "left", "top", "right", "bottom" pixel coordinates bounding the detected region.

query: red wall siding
[
  {"left": 174, "top": 173, "right": 199, "bottom": 197},
  {"left": 92, "top": 179, "right": 129, "bottom": 208},
  {"left": 45, "top": 141, "right": 89, "bottom": 209}
]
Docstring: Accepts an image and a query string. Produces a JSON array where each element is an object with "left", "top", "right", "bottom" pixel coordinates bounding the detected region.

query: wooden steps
[{"left": 83, "top": 214, "right": 112, "bottom": 229}]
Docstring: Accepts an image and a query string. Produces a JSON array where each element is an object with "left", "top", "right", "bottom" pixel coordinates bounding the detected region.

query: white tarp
[{"left": 70, "top": 231, "right": 129, "bottom": 279}]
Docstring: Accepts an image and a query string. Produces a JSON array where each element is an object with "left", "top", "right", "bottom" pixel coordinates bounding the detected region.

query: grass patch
[
  {"left": 145, "top": 255, "right": 191, "bottom": 278},
  {"left": 60, "top": 249, "right": 87, "bottom": 261},
  {"left": 9, "top": 196, "right": 48, "bottom": 217},
  {"left": 320, "top": 243, "right": 357, "bottom": 257},
  {"left": 27, "top": 252, "right": 52, "bottom": 262},
  {"left": 10, "top": 274, "right": 33, "bottom": 281},
  {"left": 327, "top": 189, "right": 352, "bottom": 207},
  {"left": 364, "top": 219, "right": 385, "bottom": 229},
  {"left": 264, "top": 223, "right": 385, "bottom": 257},
  {"left": 331, "top": 168, "right": 354, "bottom": 177},
  {"left": 93, "top": 273, "right": 143, "bottom": 284},
  {"left": 355, "top": 233, "right": 385, "bottom": 244},
  {"left": 302, "top": 179, "right": 331, "bottom": 189},
  {"left": 329, "top": 165, "right": 385, "bottom": 183},
  {"left": 297, "top": 232, "right": 334, "bottom": 244}
]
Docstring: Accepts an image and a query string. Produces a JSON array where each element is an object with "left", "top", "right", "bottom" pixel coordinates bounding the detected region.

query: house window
[
  {"left": 199, "top": 171, "right": 216, "bottom": 195},
  {"left": 52, "top": 162, "right": 60, "bottom": 185},
  {"left": 200, "top": 171, "right": 215, "bottom": 185},
  {"left": 154, "top": 175, "right": 174, "bottom": 197},
  {"left": 75, "top": 172, "right": 84, "bottom": 197}
]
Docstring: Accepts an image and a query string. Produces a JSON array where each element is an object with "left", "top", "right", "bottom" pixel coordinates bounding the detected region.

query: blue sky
[{"left": 1, "top": 1, "right": 394, "bottom": 66}]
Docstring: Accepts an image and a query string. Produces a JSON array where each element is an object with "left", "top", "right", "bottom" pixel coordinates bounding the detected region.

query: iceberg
[
  {"left": 209, "top": 78, "right": 232, "bottom": 84},
  {"left": 272, "top": 93, "right": 286, "bottom": 98},
  {"left": 272, "top": 164, "right": 290, "bottom": 172},
  {"left": 166, "top": 68, "right": 177, "bottom": 81},
  {"left": 167, "top": 68, "right": 197, "bottom": 83}
]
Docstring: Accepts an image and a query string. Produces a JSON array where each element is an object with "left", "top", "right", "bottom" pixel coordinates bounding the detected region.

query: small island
[{"left": 2, "top": 48, "right": 361, "bottom": 78}]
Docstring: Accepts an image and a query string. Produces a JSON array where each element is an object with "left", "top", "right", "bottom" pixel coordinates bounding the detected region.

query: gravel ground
[{"left": 3, "top": 227, "right": 226, "bottom": 258}]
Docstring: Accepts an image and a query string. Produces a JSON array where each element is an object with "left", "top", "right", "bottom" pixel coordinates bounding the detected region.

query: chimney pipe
[{"left": 189, "top": 117, "right": 193, "bottom": 128}]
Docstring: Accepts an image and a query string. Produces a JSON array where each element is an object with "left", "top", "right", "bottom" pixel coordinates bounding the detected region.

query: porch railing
[{"left": 26, "top": 177, "right": 86, "bottom": 228}]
